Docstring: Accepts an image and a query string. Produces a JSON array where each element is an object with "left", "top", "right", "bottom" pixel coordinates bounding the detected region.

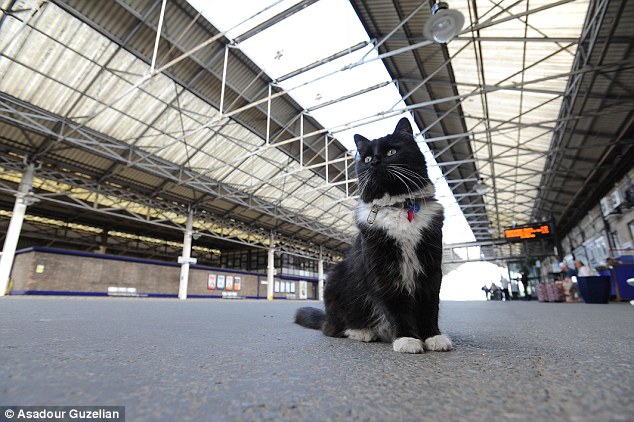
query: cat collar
[{"left": 367, "top": 199, "right": 422, "bottom": 224}]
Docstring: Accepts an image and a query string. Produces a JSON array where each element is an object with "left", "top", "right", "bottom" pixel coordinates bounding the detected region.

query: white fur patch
[
  {"left": 356, "top": 191, "right": 443, "bottom": 295},
  {"left": 345, "top": 329, "right": 377, "bottom": 342},
  {"left": 392, "top": 337, "right": 424, "bottom": 353},
  {"left": 424, "top": 334, "right": 453, "bottom": 351}
]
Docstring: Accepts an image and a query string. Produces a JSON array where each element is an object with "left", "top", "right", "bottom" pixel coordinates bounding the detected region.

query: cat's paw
[
  {"left": 392, "top": 337, "right": 424, "bottom": 353},
  {"left": 345, "top": 329, "right": 377, "bottom": 342},
  {"left": 424, "top": 334, "right": 453, "bottom": 351}
]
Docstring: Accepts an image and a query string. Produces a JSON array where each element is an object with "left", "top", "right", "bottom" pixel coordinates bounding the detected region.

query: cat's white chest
[
  {"left": 356, "top": 198, "right": 443, "bottom": 294},
  {"left": 356, "top": 199, "right": 442, "bottom": 241}
]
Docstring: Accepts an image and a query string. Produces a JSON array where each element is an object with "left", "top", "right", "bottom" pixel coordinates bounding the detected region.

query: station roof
[{"left": 0, "top": 0, "right": 632, "bottom": 262}]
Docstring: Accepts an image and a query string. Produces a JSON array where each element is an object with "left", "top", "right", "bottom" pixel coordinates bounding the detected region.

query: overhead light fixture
[
  {"left": 423, "top": 1, "right": 465, "bottom": 44},
  {"left": 474, "top": 178, "right": 488, "bottom": 195}
]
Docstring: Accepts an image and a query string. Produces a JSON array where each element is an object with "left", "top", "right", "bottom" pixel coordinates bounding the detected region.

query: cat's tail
[{"left": 294, "top": 307, "right": 325, "bottom": 330}]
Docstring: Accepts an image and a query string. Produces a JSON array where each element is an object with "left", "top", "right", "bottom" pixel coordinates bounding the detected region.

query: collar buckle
[{"left": 367, "top": 205, "right": 379, "bottom": 224}]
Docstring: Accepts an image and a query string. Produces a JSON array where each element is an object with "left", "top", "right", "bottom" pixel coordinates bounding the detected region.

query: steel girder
[{"left": 0, "top": 94, "right": 347, "bottom": 260}]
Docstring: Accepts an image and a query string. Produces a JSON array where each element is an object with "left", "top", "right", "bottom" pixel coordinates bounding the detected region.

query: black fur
[
  {"left": 294, "top": 306, "right": 325, "bottom": 329},
  {"left": 353, "top": 117, "right": 430, "bottom": 203},
  {"left": 294, "top": 118, "right": 448, "bottom": 351}
]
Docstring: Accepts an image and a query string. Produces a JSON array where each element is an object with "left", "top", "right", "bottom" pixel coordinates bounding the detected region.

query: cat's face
[{"left": 354, "top": 118, "right": 430, "bottom": 203}]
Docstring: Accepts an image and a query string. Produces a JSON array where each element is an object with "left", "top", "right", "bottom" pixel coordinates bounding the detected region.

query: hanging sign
[
  {"left": 504, "top": 223, "right": 552, "bottom": 241},
  {"left": 178, "top": 256, "right": 198, "bottom": 265}
]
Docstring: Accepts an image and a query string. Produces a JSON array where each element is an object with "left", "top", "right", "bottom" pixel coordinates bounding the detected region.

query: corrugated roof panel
[
  {"left": 50, "top": 148, "right": 113, "bottom": 173},
  {"left": 487, "top": 91, "right": 524, "bottom": 122},
  {"left": 481, "top": 42, "right": 527, "bottom": 84},
  {"left": 152, "top": 133, "right": 211, "bottom": 168},
  {"left": 114, "top": 166, "right": 166, "bottom": 190},
  {"left": 219, "top": 121, "right": 263, "bottom": 149},
  {"left": 0, "top": 60, "right": 64, "bottom": 116},
  {"left": 521, "top": 127, "right": 553, "bottom": 146},
  {"left": 448, "top": 41, "right": 479, "bottom": 84},
  {"left": 526, "top": 0, "right": 591, "bottom": 35},
  {"left": 591, "top": 109, "right": 630, "bottom": 135},
  {"left": 89, "top": 108, "right": 149, "bottom": 143},
  {"left": 222, "top": 161, "right": 281, "bottom": 190}
]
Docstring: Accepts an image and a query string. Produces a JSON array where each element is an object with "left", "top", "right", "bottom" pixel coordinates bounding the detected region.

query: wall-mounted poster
[
  {"left": 234, "top": 277, "right": 241, "bottom": 291},
  {"left": 226, "top": 276, "right": 234, "bottom": 291},
  {"left": 217, "top": 274, "right": 226, "bottom": 290},
  {"left": 207, "top": 274, "right": 217, "bottom": 290}
]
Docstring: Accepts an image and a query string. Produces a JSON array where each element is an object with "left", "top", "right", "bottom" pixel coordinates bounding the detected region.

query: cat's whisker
[
  {"left": 388, "top": 170, "right": 416, "bottom": 200},
  {"left": 386, "top": 167, "right": 426, "bottom": 198},
  {"left": 386, "top": 165, "right": 425, "bottom": 186},
  {"left": 388, "top": 166, "right": 427, "bottom": 184},
  {"left": 387, "top": 165, "right": 428, "bottom": 187},
  {"left": 356, "top": 171, "right": 373, "bottom": 196}
]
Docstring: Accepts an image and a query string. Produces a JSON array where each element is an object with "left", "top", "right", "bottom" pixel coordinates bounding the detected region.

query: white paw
[
  {"left": 424, "top": 334, "right": 453, "bottom": 351},
  {"left": 392, "top": 337, "right": 424, "bottom": 353},
  {"left": 345, "top": 329, "right": 376, "bottom": 342}
]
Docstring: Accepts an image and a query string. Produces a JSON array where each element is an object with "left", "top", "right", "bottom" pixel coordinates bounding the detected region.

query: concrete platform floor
[{"left": 0, "top": 296, "right": 632, "bottom": 421}]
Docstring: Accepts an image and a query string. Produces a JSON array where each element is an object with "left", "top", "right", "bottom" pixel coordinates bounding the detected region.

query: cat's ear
[
  {"left": 393, "top": 117, "right": 414, "bottom": 140},
  {"left": 354, "top": 134, "right": 370, "bottom": 150}
]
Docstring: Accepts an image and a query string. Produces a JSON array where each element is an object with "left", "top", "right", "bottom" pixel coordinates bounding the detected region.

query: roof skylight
[{"left": 187, "top": 0, "right": 476, "bottom": 243}]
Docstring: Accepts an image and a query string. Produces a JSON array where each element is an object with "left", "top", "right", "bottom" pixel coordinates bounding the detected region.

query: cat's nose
[{"left": 371, "top": 155, "right": 382, "bottom": 166}]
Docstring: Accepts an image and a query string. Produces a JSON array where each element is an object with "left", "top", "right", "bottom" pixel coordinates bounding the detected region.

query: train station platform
[{"left": 1, "top": 296, "right": 632, "bottom": 421}]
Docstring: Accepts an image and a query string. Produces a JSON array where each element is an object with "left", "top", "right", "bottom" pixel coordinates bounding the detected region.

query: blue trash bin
[{"left": 577, "top": 276, "right": 611, "bottom": 304}]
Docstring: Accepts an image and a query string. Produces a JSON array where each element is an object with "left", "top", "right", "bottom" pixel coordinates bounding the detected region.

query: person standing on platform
[
  {"left": 511, "top": 278, "right": 520, "bottom": 300},
  {"left": 500, "top": 275, "right": 511, "bottom": 301},
  {"left": 521, "top": 267, "right": 531, "bottom": 300}
]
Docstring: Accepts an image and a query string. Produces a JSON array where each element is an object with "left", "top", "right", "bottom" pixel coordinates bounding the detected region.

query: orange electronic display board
[{"left": 504, "top": 223, "right": 552, "bottom": 241}]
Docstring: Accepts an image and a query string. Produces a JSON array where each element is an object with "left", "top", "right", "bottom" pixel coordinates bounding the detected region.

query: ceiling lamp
[
  {"left": 474, "top": 178, "right": 488, "bottom": 195},
  {"left": 423, "top": 1, "right": 465, "bottom": 44}
]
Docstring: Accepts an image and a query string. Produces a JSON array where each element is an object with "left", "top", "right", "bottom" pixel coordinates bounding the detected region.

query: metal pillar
[
  {"left": 318, "top": 246, "right": 324, "bottom": 302},
  {"left": 97, "top": 228, "right": 108, "bottom": 254},
  {"left": 178, "top": 209, "right": 194, "bottom": 300},
  {"left": 0, "top": 163, "right": 35, "bottom": 296},
  {"left": 267, "top": 232, "right": 275, "bottom": 301}
]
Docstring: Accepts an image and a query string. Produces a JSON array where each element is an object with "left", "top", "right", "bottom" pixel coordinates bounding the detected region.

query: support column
[
  {"left": 97, "top": 228, "right": 108, "bottom": 254},
  {"left": 267, "top": 232, "right": 275, "bottom": 301},
  {"left": 318, "top": 246, "right": 325, "bottom": 302},
  {"left": 0, "top": 163, "right": 36, "bottom": 296},
  {"left": 178, "top": 209, "right": 194, "bottom": 300}
]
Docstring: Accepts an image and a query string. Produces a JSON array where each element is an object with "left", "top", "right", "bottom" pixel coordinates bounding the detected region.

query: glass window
[{"left": 594, "top": 236, "right": 609, "bottom": 262}]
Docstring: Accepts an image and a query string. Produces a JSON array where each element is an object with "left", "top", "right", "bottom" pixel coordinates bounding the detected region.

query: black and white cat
[{"left": 294, "top": 117, "right": 452, "bottom": 354}]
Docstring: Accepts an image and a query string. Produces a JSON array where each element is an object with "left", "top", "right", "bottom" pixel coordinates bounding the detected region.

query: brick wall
[{"left": 10, "top": 248, "right": 317, "bottom": 299}]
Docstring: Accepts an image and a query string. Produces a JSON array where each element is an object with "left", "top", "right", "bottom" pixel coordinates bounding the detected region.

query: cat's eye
[
  {"left": 386, "top": 149, "right": 397, "bottom": 157},
  {"left": 364, "top": 156, "right": 373, "bottom": 163}
]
